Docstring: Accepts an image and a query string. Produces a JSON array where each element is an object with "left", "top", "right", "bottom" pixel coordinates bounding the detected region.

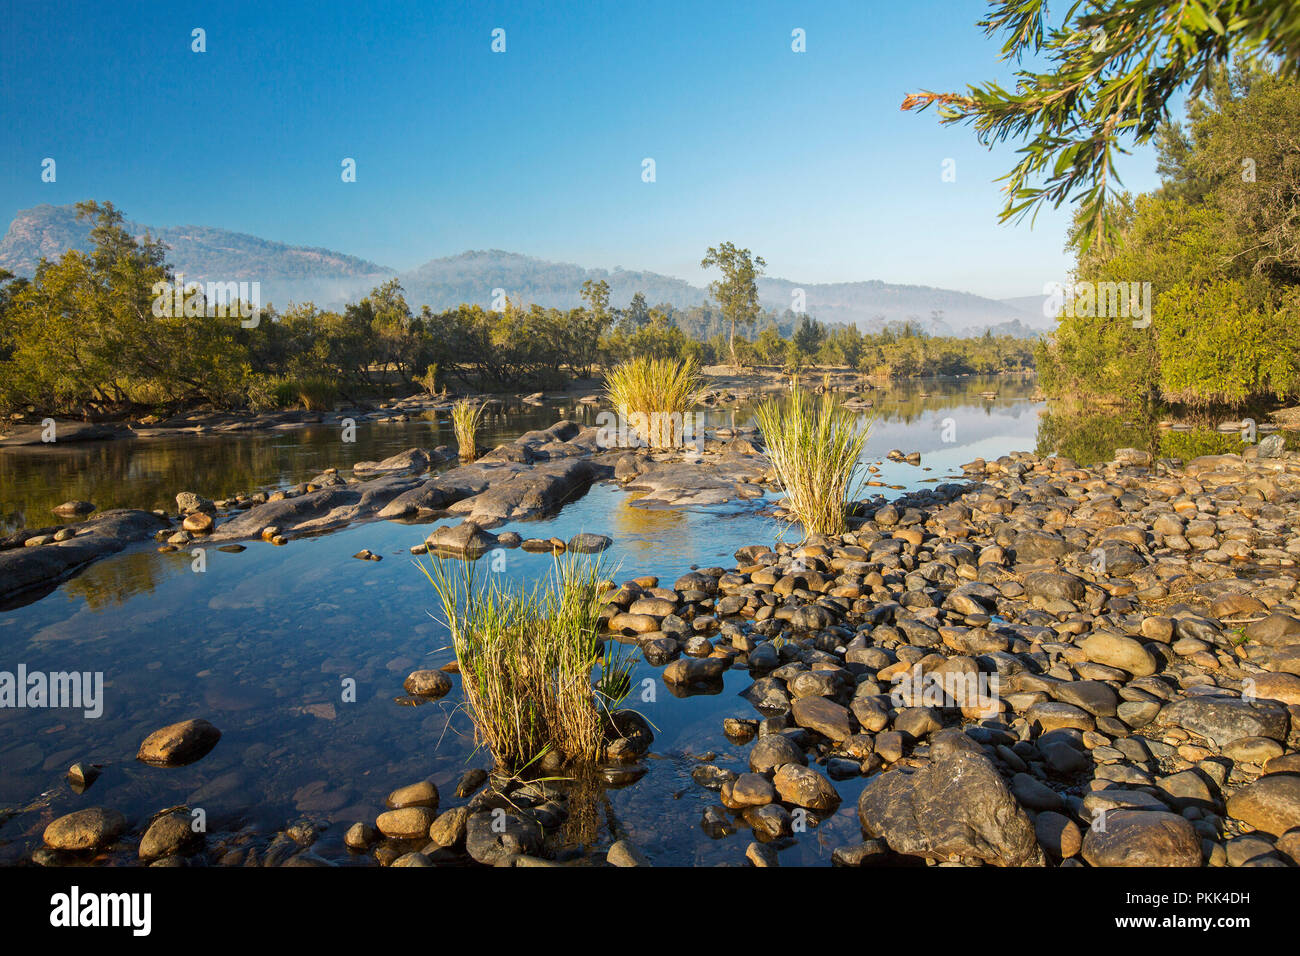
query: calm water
[{"left": 1, "top": 376, "right": 1050, "bottom": 866}]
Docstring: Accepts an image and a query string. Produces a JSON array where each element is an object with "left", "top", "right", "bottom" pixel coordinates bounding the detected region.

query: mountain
[
  {"left": 999, "top": 294, "right": 1058, "bottom": 331},
  {"left": 1, "top": 203, "right": 1040, "bottom": 336},
  {"left": 0, "top": 204, "right": 393, "bottom": 304},
  {"left": 398, "top": 250, "right": 708, "bottom": 313}
]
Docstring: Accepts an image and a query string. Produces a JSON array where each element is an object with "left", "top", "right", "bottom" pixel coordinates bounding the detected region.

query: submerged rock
[{"left": 137, "top": 718, "right": 222, "bottom": 767}]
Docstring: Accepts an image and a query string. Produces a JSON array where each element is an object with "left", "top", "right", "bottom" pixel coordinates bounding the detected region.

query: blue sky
[{"left": 2, "top": 0, "right": 1165, "bottom": 299}]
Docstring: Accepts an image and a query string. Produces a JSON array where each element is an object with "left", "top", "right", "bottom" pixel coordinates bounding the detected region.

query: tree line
[
  {"left": 0, "top": 203, "right": 1033, "bottom": 419},
  {"left": 1034, "top": 62, "right": 1300, "bottom": 410}
]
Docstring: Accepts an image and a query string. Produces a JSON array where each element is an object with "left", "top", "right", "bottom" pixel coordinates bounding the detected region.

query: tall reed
[
  {"left": 754, "top": 385, "right": 872, "bottom": 537},
  {"left": 418, "top": 553, "right": 629, "bottom": 770},
  {"left": 451, "top": 399, "right": 486, "bottom": 462},
  {"left": 605, "top": 356, "right": 702, "bottom": 449}
]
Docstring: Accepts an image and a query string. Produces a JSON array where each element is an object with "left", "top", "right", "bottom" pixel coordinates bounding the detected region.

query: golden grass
[
  {"left": 754, "top": 385, "right": 872, "bottom": 537},
  {"left": 451, "top": 399, "right": 487, "bottom": 461},
  {"left": 605, "top": 356, "right": 702, "bottom": 449}
]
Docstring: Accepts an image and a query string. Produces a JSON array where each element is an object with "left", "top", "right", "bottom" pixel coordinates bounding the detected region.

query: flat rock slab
[
  {"left": 211, "top": 474, "right": 423, "bottom": 540},
  {"left": 0, "top": 509, "right": 169, "bottom": 605},
  {"left": 0, "top": 420, "right": 132, "bottom": 445},
  {"left": 623, "top": 455, "right": 769, "bottom": 509}
]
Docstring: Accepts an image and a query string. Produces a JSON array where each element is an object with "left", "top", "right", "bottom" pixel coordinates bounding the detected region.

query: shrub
[{"left": 451, "top": 399, "right": 487, "bottom": 461}]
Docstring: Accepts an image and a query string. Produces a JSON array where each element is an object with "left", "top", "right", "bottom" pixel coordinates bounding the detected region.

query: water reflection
[{"left": 0, "top": 376, "right": 1049, "bottom": 866}]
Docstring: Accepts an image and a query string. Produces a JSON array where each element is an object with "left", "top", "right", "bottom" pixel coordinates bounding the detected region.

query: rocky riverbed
[
  {"left": 0, "top": 419, "right": 771, "bottom": 602},
  {"left": 20, "top": 442, "right": 1300, "bottom": 866}
]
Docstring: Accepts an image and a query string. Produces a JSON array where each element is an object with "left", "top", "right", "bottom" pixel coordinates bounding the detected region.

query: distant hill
[
  {"left": 398, "top": 250, "right": 708, "bottom": 313},
  {"left": 999, "top": 294, "right": 1058, "bottom": 330},
  {"left": 1, "top": 202, "right": 1042, "bottom": 337},
  {"left": 0, "top": 204, "right": 393, "bottom": 302}
]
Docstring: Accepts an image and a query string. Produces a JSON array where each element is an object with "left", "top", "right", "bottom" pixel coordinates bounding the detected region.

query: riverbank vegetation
[
  {"left": 604, "top": 355, "right": 703, "bottom": 449},
  {"left": 1032, "top": 62, "right": 1300, "bottom": 412}
]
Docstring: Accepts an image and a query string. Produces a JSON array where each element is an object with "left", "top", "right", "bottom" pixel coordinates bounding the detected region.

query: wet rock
[
  {"left": 773, "top": 764, "right": 840, "bottom": 811},
  {"left": 663, "top": 656, "right": 729, "bottom": 685},
  {"left": 790, "top": 695, "right": 852, "bottom": 742},
  {"left": 1080, "top": 810, "right": 1202, "bottom": 867},
  {"left": 344, "top": 822, "right": 378, "bottom": 850},
  {"left": 175, "top": 491, "right": 214, "bottom": 513},
  {"left": 67, "top": 762, "right": 101, "bottom": 792},
  {"left": 392, "top": 851, "right": 433, "bottom": 867},
  {"left": 375, "top": 806, "right": 438, "bottom": 839},
  {"left": 746, "top": 841, "right": 779, "bottom": 867},
  {"left": 403, "top": 669, "right": 453, "bottom": 699},
  {"left": 182, "top": 512, "right": 214, "bottom": 533},
  {"left": 139, "top": 811, "right": 202, "bottom": 861},
  {"left": 568, "top": 533, "right": 612, "bottom": 554},
  {"left": 352, "top": 448, "right": 432, "bottom": 475},
  {"left": 43, "top": 807, "right": 128, "bottom": 851},
  {"left": 748, "top": 734, "right": 807, "bottom": 773},
  {"left": 425, "top": 520, "right": 499, "bottom": 557},
  {"left": 857, "top": 734, "right": 1044, "bottom": 866},
  {"left": 465, "top": 810, "right": 543, "bottom": 865},
  {"left": 605, "top": 709, "right": 655, "bottom": 761},
  {"left": 137, "top": 718, "right": 222, "bottom": 766},
  {"left": 455, "top": 768, "right": 489, "bottom": 798},
  {"left": 725, "top": 773, "right": 777, "bottom": 808},
  {"left": 52, "top": 501, "right": 95, "bottom": 517},
  {"left": 429, "top": 806, "right": 471, "bottom": 848},
  {"left": 387, "top": 780, "right": 440, "bottom": 811},
  {"left": 607, "top": 840, "right": 651, "bottom": 866}
]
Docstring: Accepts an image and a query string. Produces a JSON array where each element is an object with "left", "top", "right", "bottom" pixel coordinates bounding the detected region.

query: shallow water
[{"left": 0, "top": 375, "right": 1044, "bottom": 866}]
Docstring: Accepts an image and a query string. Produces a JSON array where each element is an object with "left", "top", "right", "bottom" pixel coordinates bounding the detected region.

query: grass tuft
[
  {"left": 451, "top": 399, "right": 487, "bottom": 461},
  {"left": 605, "top": 356, "right": 702, "bottom": 449},
  {"left": 754, "top": 385, "right": 872, "bottom": 537},
  {"left": 417, "top": 553, "right": 631, "bottom": 771}
]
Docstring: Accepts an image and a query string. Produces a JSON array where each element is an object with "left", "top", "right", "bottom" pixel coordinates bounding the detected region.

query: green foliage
[
  {"left": 905, "top": 1, "right": 1300, "bottom": 248},
  {"left": 755, "top": 386, "right": 872, "bottom": 538},
  {"left": 701, "top": 241, "right": 766, "bottom": 365},
  {"left": 1037, "top": 64, "right": 1300, "bottom": 410},
  {"left": 604, "top": 355, "right": 702, "bottom": 449},
  {"left": 418, "top": 553, "right": 612, "bottom": 770}
]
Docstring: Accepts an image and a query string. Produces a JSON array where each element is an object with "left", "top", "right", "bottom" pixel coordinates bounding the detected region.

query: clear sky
[{"left": 1, "top": 0, "right": 1164, "bottom": 300}]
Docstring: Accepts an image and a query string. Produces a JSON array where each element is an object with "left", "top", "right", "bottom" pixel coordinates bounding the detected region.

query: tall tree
[{"left": 700, "top": 242, "right": 766, "bottom": 365}]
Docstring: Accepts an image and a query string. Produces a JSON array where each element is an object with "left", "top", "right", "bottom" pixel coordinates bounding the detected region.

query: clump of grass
[
  {"left": 605, "top": 356, "right": 702, "bottom": 449},
  {"left": 418, "top": 553, "right": 630, "bottom": 771},
  {"left": 451, "top": 399, "right": 487, "bottom": 461},
  {"left": 293, "top": 376, "right": 338, "bottom": 411},
  {"left": 754, "top": 385, "right": 872, "bottom": 537}
]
